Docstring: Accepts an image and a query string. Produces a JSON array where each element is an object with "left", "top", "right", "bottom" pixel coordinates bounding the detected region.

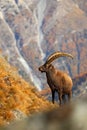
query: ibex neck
[{"left": 46, "top": 66, "right": 56, "bottom": 77}]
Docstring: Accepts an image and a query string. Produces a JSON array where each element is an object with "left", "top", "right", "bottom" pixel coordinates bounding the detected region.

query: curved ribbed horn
[{"left": 45, "top": 51, "right": 73, "bottom": 64}]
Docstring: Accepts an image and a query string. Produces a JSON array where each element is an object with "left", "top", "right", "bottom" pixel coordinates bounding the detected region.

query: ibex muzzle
[{"left": 39, "top": 51, "right": 73, "bottom": 105}]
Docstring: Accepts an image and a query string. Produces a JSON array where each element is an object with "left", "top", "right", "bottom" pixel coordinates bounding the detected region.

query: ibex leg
[{"left": 51, "top": 90, "right": 55, "bottom": 104}]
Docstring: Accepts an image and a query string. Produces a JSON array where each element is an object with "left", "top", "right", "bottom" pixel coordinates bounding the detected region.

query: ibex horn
[{"left": 45, "top": 51, "right": 73, "bottom": 64}]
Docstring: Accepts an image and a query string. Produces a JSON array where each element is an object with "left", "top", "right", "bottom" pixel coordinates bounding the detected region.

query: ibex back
[{"left": 39, "top": 51, "right": 73, "bottom": 105}]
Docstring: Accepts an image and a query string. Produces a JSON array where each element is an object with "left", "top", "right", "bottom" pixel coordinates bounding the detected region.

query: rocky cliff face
[
  {"left": 0, "top": 0, "right": 87, "bottom": 90},
  {"left": 72, "top": 0, "right": 87, "bottom": 15}
]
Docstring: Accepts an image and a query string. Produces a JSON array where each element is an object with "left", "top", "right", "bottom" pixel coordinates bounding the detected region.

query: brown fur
[{"left": 39, "top": 64, "right": 73, "bottom": 105}]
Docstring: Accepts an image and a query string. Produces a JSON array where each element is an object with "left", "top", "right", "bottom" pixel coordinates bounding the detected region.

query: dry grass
[{"left": 0, "top": 55, "right": 58, "bottom": 125}]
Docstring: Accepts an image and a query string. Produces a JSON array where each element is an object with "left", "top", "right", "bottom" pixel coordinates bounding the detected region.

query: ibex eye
[{"left": 39, "top": 51, "right": 73, "bottom": 105}]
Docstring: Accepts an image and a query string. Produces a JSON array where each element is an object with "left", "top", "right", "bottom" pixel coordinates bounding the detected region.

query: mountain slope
[
  {"left": 0, "top": 54, "right": 57, "bottom": 125},
  {"left": 72, "top": 0, "right": 87, "bottom": 15},
  {"left": 0, "top": 0, "right": 87, "bottom": 91}
]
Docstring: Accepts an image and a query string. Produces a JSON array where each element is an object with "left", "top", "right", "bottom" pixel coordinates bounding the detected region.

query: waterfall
[{"left": 37, "top": 0, "right": 46, "bottom": 60}]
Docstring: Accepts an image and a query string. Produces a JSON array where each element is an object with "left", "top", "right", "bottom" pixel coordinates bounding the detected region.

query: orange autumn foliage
[{"left": 0, "top": 55, "right": 57, "bottom": 125}]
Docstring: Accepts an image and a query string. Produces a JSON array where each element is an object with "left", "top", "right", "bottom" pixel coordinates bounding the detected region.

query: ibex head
[
  {"left": 38, "top": 51, "right": 73, "bottom": 73},
  {"left": 39, "top": 63, "right": 54, "bottom": 73}
]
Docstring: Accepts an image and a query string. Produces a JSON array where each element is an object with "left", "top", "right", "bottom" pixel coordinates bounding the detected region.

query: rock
[{"left": 12, "top": 109, "right": 26, "bottom": 120}]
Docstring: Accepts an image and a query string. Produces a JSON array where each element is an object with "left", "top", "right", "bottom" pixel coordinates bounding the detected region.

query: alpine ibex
[{"left": 39, "top": 52, "right": 73, "bottom": 105}]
